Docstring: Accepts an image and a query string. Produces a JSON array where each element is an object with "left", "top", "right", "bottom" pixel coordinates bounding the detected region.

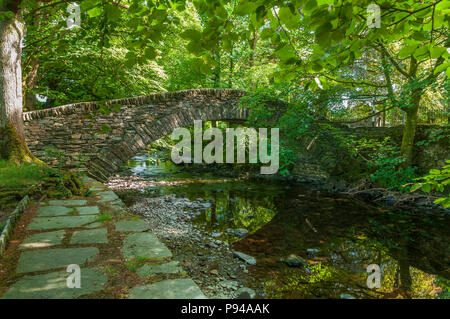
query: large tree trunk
[{"left": 0, "top": 11, "right": 38, "bottom": 164}]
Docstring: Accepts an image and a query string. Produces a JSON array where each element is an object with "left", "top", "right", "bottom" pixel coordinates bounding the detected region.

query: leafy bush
[
  {"left": 349, "top": 137, "right": 416, "bottom": 191},
  {"left": 410, "top": 160, "right": 450, "bottom": 208}
]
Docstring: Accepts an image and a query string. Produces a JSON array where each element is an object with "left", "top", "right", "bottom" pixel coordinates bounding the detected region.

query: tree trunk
[
  {"left": 0, "top": 11, "right": 38, "bottom": 164},
  {"left": 399, "top": 92, "right": 420, "bottom": 169},
  {"left": 399, "top": 57, "right": 420, "bottom": 169},
  {"left": 24, "top": 56, "right": 39, "bottom": 111}
]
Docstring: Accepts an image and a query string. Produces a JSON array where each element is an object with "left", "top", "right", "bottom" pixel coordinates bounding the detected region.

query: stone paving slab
[
  {"left": 97, "top": 191, "right": 119, "bottom": 203},
  {"left": 48, "top": 200, "right": 88, "bottom": 206},
  {"left": 115, "top": 220, "right": 150, "bottom": 232},
  {"left": 70, "top": 228, "right": 108, "bottom": 245},
  {"left": 122, "top": 233, "right": 172, "bottom": 260},
  {"left": 28, "top": 216, "right": 97, "bottom": 230},
  {"left": 36, "top": 206, "right": 74, "bottom": 217},
  {"left": 20, "top": 230, "right": 66, "bottom": 250},
  {"left": 84, "top": 222, "right": 102, "bottom": 229},
  {"left": 129, "top": 279, "right": 205, "bottom": 299},
  {"left": 17, "top": 247, "right": 99, "bottom": 273},
  {"left": 137, "top": 261, "right": 186, "bottom": 278},
  {"left": 1, "top": 267, "right": 107, "bottom": 299},
  {"left": 89, "top": 186, "right": 106, "bottom": 191},
  {"left": 76, "top": 206, "right": 99, "bottom": 215}
]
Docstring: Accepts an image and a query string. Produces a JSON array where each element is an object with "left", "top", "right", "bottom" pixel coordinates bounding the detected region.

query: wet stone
[
  {"left": 115, "top": 220, "right": 150, "bottom": 232},
  {"left": 122, "top": 233, "right": 172, "bottom": 259},
  {"left": 48, "top": 200, "right": 88, "bottom": 206},
  {"left": 70, "top": 228, "right": 108, "bottom": 245},
  {"left": 1, "top": 267, "right": 107, "bottom": 299},
  {"left": 76, "top": 206, "right": 99, "bottom": 215},
  {"left": 232, "top": 251, "right": 256, "bottom": 265},
  {"left": 16, "top": 247, "right": 99, "bottom": 273},
  {"left": 28, "top": 216, "right": 97, "bottom": 231},
  {"left": 36, "top": 206, "right": 74, "bottom": 217},
  {"left": 137, "top": 261, "right": 186, "bottom": 278},
  {"left": 129, "top": 279, "right": 205, "bottom": 299},
  {"left": 20, "top": 230, "right": 65, "bottom": 250}
]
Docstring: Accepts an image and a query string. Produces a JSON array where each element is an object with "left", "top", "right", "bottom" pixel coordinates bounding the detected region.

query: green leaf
[
  {"left": 304, "top": 0, "right": 317, "bottom": 12},
  {"left": 87, "top": 6, "right": 102, "bottom": 18},
  {"left": 274, "top": 45, "right": 297, "bottom": 62},
  {"left": 434, "top": 62, "right": 450, "bottom": 75},
  {"left": 181, "top": 29, "right": 202, "bottom": 42},
  {"left": 430, "top": 47, "right": 447, "bottom": 59},
  {"left": 398, "top": 45, "right": 417, "bottom": 59},
  {"left": 105, "top": 4, "right": 121, "bottom": 22},
  {"left": 413, "top": 45, "right": 429, "bottom": 59},
  {"left": 421, "top": 183, "right": 431, "bottom": 193}
]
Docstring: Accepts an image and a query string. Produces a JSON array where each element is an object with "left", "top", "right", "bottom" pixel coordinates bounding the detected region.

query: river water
[{"left": 111, "top": 154, "right": 450, "bottom": 299}]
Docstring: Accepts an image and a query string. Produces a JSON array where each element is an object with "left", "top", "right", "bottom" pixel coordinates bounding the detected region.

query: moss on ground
[{"left": 0, "top": 161, "right": 87, "bottom": 222}]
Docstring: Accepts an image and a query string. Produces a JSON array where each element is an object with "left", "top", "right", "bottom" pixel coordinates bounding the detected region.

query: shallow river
[{"left": 113, "top": 155, "right": 450, "bottom": 299}]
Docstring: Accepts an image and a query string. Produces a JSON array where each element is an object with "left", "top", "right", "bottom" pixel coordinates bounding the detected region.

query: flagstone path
[{"left": 0, "top": 177, "right": 205, "bottom": 299}]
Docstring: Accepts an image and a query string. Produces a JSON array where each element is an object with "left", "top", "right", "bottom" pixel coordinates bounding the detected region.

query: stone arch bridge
[{"left": 23, "top": 89, "right": 251, "bottom": 181}]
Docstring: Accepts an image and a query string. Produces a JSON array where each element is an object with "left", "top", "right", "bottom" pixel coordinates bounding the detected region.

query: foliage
[
  {"left": 416, "top": 124, "right": 450, "bottom": 147},
  {"left": 241, "top": 85, "right": 347, "bottom": 175},
  {"left": 97, "top": 212, "right": 113, "bottom": 222},
  {"left": 349, "top": 137, "right": 417, "bottom": 191},
  {"left": 410, "top": 160, "right": 450, "bottom": 208}
]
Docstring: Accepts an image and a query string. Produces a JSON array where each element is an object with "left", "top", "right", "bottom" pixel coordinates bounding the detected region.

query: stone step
[
  {"left": 28, "top": 216, "right": 98, "bottom": 231},
  {"left": 1, "top": 267, "right": 107, "bottom": 299},
  {"left": 17, "top": 247, "right": 99, "bottom": 273},
  {"left": 19, "top": 230, "right": 65, "bottom": 250},
  {"left": 129, "top": 279, "right": 205, "bottom": 299},
  {"left": 122, "top": 233, "right": 172, "bottom": 260}
]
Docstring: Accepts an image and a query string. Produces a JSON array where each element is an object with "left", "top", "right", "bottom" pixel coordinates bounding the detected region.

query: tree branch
[{"left": 377, "top": 42, "right": 409, "bottom": 78}]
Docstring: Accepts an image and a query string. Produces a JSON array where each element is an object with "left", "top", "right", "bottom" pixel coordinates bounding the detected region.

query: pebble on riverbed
[{"left": 127, "top": 194, "right": 253, "bottom": 299}]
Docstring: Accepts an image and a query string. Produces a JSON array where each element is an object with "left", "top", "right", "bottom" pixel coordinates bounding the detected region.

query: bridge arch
[{"left": 23, "top": 89, "right": 252, "bottom": 181}]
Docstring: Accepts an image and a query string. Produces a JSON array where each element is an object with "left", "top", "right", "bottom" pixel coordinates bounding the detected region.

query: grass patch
[
  {"left": 67, "top": 209, "right": 77, "bottom": 215},
  {"left": 97, "top": 212, "right": 113, "bottom": 222},
  {"left": 0, "top": 160, "right": 52, "bottom": 189},
  {"left": 125, "top": 256, "right": 149, "bottom": 272}
]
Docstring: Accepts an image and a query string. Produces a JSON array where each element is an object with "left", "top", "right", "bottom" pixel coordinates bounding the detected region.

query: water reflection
[{"left": 121, "top": 154, "right": 450, "bottom": 299}]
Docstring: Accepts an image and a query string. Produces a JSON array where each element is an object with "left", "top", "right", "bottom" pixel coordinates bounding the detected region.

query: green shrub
[{"left": 410, "top": 160, "right": 450, "bottom": 208}]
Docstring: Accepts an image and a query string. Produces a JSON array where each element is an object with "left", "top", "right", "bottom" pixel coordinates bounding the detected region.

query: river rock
[
  {"left": 232, "top": 251, "right": 256, "bottom": 265},
  {"left": 226, "top": 228, "right": 249, "bottom": 238},
  {"left": 283, "top": 254, "right": 307, "bottom": 267},
  {"left": 306, "top": 248, "right": 320, "bottom": 255},
  {"left": 235, "top": 287, "right": 256, "bottom": 299}
]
